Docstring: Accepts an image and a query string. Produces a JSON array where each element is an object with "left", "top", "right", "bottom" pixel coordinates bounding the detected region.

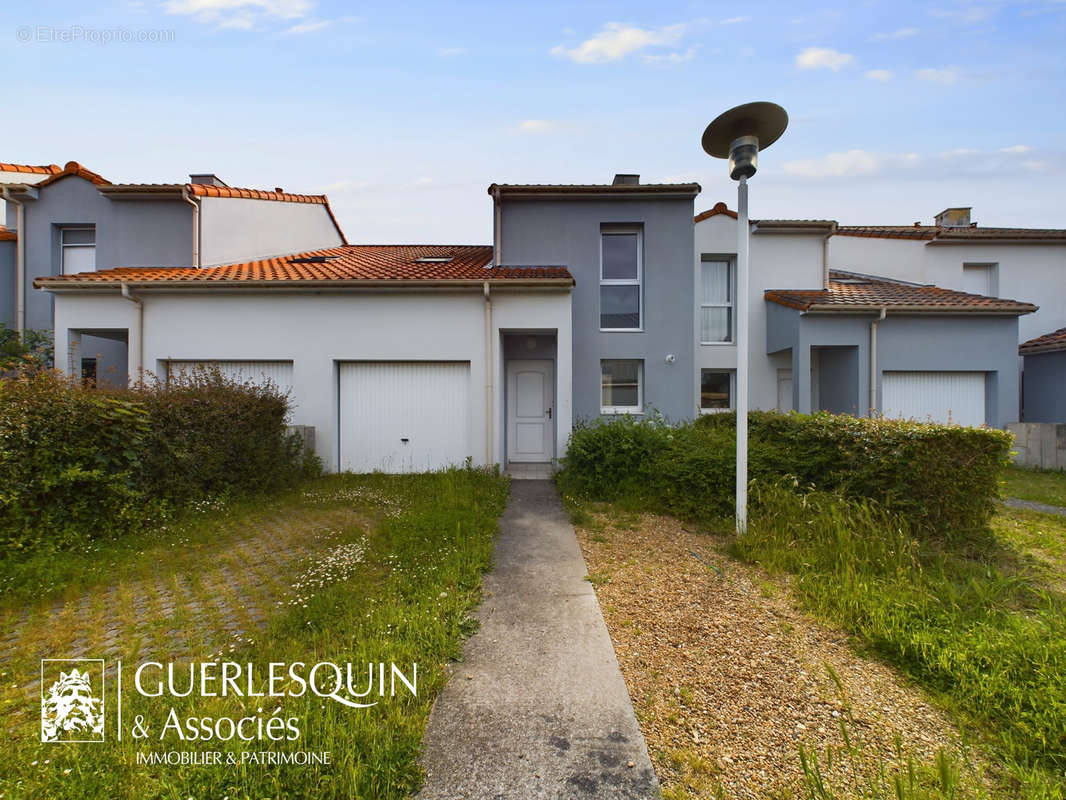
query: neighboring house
[
  {"left": 1019, "top": 328, "right": 1066, "bottom": 423},
  {"left": 695, "top": 203, "right": 1036, "bottom": 428},
  {"left": 2, "top": 160, "right": 346, "bottom": 385},
  {"left": 827, "top": 208, "right": 1066, "bottom": 351}
]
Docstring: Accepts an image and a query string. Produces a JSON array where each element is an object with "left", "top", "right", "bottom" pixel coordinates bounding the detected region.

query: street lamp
[{"left": 702, "top": 102, "right": 789, "bottom": 534}]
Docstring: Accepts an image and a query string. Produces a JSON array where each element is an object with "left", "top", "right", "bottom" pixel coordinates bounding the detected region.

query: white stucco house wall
[{"left": 38, "top": 245, "right": 574, "bottom": 473}]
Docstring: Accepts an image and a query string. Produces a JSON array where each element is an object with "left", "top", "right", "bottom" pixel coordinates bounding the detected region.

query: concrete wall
[
  {"left": 1009, "top": 422, "right": 1066, "bottom": 470},
  {"left": 500, "top": 196, "right": 694, "bottom": 422},
  {"left": 199, "top": 197, "right": 345, "bottom": 266},
  {"left": 816, "top": 346, "right": 859, "bottom": 414},
  {"left": 1022, "top": 351, "right": 1066, "bottom": 422},
  {"left": 697, "top": 214, "right": 826, "bottom": 413},
  {"left": 51, "top": 287, "right": 573, "bottom": 471}
]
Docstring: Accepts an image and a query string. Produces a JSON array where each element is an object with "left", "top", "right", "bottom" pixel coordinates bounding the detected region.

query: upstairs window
[
  {"left": 700, "top": 257, "right": 733, "bottom": 343},
  {"left": 61, "top": 227, "right": 96, "bottom": 274},
  {"left": 600, "top": 229, "right": 642, "bottom": 330},
  {"left": 962, "top": 262, "right": 998, "bottom": 297}
]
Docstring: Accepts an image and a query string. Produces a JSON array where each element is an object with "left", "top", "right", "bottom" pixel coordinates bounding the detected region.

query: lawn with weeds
[
  {"left": 1003, "top": 464, "right": 1066, "bottom": 508},
  {"left": 735, "top": 483, "right": 1066, "bottom": 799},
  {"left": 0, "top": 467, "right": 509, "bottom": 799}
]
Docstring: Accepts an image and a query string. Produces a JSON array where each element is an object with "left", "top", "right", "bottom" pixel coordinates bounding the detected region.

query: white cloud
[
  {"left": 865, "top": 69, "right": 893, "bottom": 81},
  {"left": 1021, "top": 160, "right": 1050, "bottom": 171},
  {"left": 784, "top": 149, "right": 919, "bottom": 178},
  {"left": 284, "top": 17, "right": 330, "bottom": 34},
  {"left": 915, "top": 66, "right": 961, "bottom": 84},
  {"left": 871, "top": 27, "right": 919, "bottom": 40},
  {"left": 164, "top": 0, "right": 313, "bottom": 29},
  {"left": 795, "top": 47, "right": 854, "bottom": 71},
  {"left": 929, "top": 5, "right": 992, "bottom": 22},
  {"left": 718, "top": 16, "right": 751, "bottom": 25},
  {"left": 1000, "top": 144, "right": 1031, "bottom": 154},
  {"left": 515, "top": 119, "right": 561, "bottom": 134},
  {"left": 550, "top": 22, "right": 687, "bottom": 64},
  {"left": 438, "top": 46, "right": 468, "bottom": 57},
  {"left": 643, "top": 46, "right": 698, "bottom": 64}
]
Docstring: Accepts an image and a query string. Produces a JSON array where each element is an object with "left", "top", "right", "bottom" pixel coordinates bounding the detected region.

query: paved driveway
[{"left": 418, "top": 480, "right": 658, "bottom": 799}]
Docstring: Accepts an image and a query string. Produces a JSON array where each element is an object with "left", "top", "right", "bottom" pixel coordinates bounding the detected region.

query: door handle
[{"left": 547, "top": 407, "right": 552, "bottom": 419}]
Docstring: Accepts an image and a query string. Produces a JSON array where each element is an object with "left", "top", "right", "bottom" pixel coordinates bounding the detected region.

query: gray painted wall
[
  {"left": 768, "top": 308, "right": 1021, "bottom": 426},
  {"left": 1023, "top": 351, "right": 1066, "bottom": 422},
  {"left": 0, "top": 241, "right": 13, "bottom": 329},
  {"left": 16, "top": 176, "right": 192, "bottom": 330},
  {"left": 499, "top": 196, "right": 696, "bottom": 422},
  {"left": 816, "top": 346, "right": 859, "bottom": 414}
]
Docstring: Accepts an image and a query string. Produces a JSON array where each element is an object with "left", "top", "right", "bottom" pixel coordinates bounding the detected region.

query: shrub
[
  {"left": 559, "top": 410, "right": 1012, "bottom": 535},
  {"left": 0, "top": 367, "right": 307, "bottom": 553}
]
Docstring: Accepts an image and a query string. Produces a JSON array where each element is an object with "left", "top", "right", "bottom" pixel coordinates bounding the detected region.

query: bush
[
  {"left": 558, "top": 410, "right": 1012, "bottom": 535},
  {"left": 0, "top": 368, "right": 308, "bottom": 553}
]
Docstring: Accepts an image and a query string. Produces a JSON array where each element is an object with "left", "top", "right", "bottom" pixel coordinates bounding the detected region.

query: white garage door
[
  {"left": 339, "top": 361, "right": 470, "bottom": 474},
  {"left": 166, "top": 360, "right": 294, "bottom": 398},
  {"left": 882, "top": 371, "right": 986, "bottom": 427}
]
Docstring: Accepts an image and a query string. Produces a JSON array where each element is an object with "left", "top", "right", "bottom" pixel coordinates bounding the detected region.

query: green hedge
[
  {"left": 0, "top": 368, "right": 310, "bottom": 553},
  {"left": 558, "top": 410, "right": 1012, "bottom": 535}
]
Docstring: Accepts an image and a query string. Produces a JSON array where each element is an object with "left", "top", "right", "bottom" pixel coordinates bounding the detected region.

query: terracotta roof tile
[
  {"left": 1019, "top": 327, "right": 1066, "bottom": 355},
  {"left": 0, "top": 227, "right": 16, "bottom": 242},
  {"left": 0, "top": 162, "right": 63, "bottom": 175},
  {"left": 35, "top": 245, "right": 574, "bottom": 288},
  {"left": 35, "top": 161, "right": 110, "bottom": 188},
  {"left": 765, "top": 270, "right": 1036, "bottom": 315},
  {"left": 490, "top": 182, "right": 700, "bottom": 196},
  {"left": 835, "top": 224, "right": 1066, "bottom": 242},
  {"left": 185, "top": 183, "right": 329, "bottom": 204},
  {"left": 694, "top": 202, "right": 737, "bottom": 222}
]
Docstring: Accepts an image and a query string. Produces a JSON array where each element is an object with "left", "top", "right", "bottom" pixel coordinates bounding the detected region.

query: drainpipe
[
  {"left": 869, "top": 306, "right": 886, "bottom": 416},
  {"left": 492, "top": 187, "right": 502, "bottom": 267},
  {"left": 181, "top": 186, "right": 201, "bottom": 267},
  {"left": 483, "top": 281, "right": 494, "bottom": 466},
  {"left": 120, "top": 282, "right": 143, "bottom": 384},
  {"left": 2, "top": 187, "right": 26, "bottom": 337}
]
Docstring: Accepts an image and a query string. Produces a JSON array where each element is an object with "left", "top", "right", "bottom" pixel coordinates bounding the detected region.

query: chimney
[
  {"left": 934, "top": 207, "right": 972, "bottom": 228},
  {"left": 188, "top": 173, "right": 229, "bottom": 188},
  {"left": 612, "top": 173, "right": 640, "bottom": 186}
]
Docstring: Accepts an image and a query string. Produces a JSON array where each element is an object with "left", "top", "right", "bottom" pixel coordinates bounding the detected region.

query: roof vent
[
  {"left": 934, "top": 207, "right": 971, "bottom": 228},
  {"left": 612, "top": 173, "right": 640, "bottom": 186},
  {"left": 189, "top": 173, "right": 229, "bottom": 187},
  {"left": 414, "top": 257, "right": 454, "bottom": 263},
  {"left": 274, "top": 187, "right": 284, "bottom": 193}
]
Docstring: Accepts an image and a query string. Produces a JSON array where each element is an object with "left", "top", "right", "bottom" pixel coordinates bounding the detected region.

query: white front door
[{"left": 507, "top": 359, "right": 553, "bottom": 463}]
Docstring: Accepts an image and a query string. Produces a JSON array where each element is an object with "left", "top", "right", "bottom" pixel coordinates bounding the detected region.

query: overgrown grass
[
  {"left": 1004, "top": 464, "right": 1066, "bottom": 508},
  {"left": 734, "top": 483, "right": 1066, "bottom": 799},
  {"left": 0, "top": 468, "right": 509, "bottom": 799}
]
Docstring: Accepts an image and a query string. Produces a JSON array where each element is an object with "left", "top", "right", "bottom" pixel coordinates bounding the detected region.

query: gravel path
[
  {"left": 575, "top": 511, "right": 991, "bottom": 799},
  {"left": 1004, "top": 497, "right": 1066, "bottom": 517}
]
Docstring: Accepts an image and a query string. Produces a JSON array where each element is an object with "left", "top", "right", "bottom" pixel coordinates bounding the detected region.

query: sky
[{"left": 2, "top": 0, "right": 1065, "bottom": 243}]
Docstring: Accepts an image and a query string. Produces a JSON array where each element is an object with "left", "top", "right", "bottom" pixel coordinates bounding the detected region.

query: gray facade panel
[
  {"left": 499, "top": 196, "right": 696, "bottom": 422},
  {"left": 0, "top": 241, "right": 14, "bottom": 329},
  {"left": 17, "top": 177, "right": 192, "bottom": 330},
  {"left": 817, "top": 346, "right": 859, "bottom": 414},
  {"left": 1023, "top": 351, "right": 1066, "bottom": 422}
]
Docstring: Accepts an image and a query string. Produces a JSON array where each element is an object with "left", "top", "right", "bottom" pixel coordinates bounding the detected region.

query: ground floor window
[
  {"left": 700, "top": 369, "right": 733, "bottom": 412},
  {"left": 601, "top": 359, "right": 643, "bottom": 414}
]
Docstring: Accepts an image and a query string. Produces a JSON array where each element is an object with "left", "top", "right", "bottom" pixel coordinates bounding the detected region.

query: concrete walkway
[
  {"left": 1005, "top": 497, "right": 1066, "bottom": 518},
  {"left": 419, "top": 480, "right": 659, "bottom": 799}
]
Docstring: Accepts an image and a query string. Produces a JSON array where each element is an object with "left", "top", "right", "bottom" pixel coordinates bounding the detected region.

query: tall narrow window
[
  {"left": 600, "top": 229, "right": 642, "bottom": 330},
  {"left": 61, "top": 227, "right": 96, "bottom": 275},
  {"left": 962, "top": 263, "right": 998, "bottom": 297},
  {"left": 601, "top": 359, "right": 643, "bottom": 414},
  {"left": 700, "top": 257, "right": 733, "bottom": 343}
]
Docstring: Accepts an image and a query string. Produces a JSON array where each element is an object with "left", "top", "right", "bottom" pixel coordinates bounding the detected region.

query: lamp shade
[{"left": 701, "top": 102, "right": 789, "bottom": 158}]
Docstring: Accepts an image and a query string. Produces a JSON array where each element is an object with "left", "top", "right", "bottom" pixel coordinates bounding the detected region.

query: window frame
[
  {"left": 60, "top": 226, "right": 96, "bottom": 275},
  {"left": 961, "top": 262, "right": 999, "bottom": 298},
  {"left": 599, "top": 227, "right": 643, "bottom": 332},
  {"left": 699, "top": 369, "right": 734, "bottom": 414},
  {"left": 600, "top": 358, "right": 644, "bottom": 415},
  {"left": 699, "top": 255, "right": 735, "bottom": 345}
]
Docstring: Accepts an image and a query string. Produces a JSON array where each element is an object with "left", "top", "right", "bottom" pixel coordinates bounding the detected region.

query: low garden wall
[{"left": 1008, "top": 422, "right": 1066, "bottom": 470}]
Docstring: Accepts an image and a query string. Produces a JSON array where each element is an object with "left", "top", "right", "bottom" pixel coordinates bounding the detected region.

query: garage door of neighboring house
[
  {"left": 882, "top": 371, "right": 986, "bottom": 427},
  {"left": 339, "top": 361, "right": 470, "bottom": 474},
  {"left": 166, "top": 361, "right": 295, "bottom": 399}
]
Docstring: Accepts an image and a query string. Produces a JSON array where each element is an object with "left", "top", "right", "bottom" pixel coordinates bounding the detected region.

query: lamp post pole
[
  {"left": 701, "top": 102, "right": 788, "bottom": 536},
  {"left": 735, "top": 175, "right": 749, "bottom": 533}
]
